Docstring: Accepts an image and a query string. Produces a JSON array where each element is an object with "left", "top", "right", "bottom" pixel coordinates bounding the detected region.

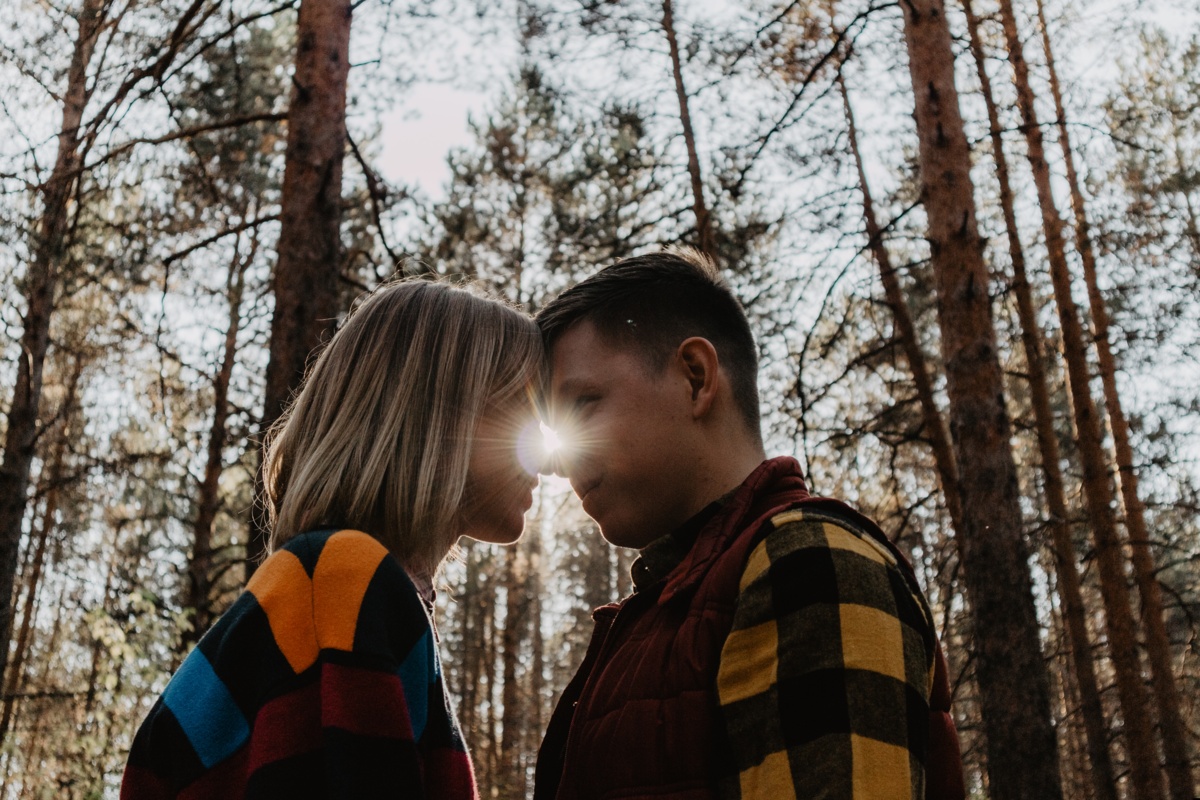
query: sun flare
[{"left": 540, "top": 422, "right": 563, "bottom": 453}]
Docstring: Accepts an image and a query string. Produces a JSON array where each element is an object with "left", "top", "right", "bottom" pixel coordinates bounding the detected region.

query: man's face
[{"left": 548, "top": 320, "right": 700, "bottom": 549}]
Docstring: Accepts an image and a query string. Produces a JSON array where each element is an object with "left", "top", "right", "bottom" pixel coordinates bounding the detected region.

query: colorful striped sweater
[{"left": 121, "top": 529, "right": 478, "bottom": 800}]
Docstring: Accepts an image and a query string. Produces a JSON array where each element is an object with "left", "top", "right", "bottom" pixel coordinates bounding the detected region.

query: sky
[
  {"left": 376, "top": 83, "right": 489, "bottom": 199},
  {"left": 370, "top": 0, "right": 1200, "bottom": 203}
]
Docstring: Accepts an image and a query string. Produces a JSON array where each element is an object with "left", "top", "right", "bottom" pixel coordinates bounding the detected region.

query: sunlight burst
[{"left": 541, "top": 422, "right": 563, "bottom": 453}]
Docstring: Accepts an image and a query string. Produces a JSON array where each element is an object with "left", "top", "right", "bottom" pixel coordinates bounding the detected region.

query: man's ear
[{"left": 676, "top": 337, "right": 720, "bottom": 419}]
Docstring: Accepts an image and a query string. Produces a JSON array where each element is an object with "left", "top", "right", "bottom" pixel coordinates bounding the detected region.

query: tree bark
[
  {"left": 0, "top": 0, "right": 105, "bottom": 702},
  {"left": 960, "top": 3, "right": 1117, "bottom": 796},
  {"left": 483, "top": 582, "right": 499, "bottom": 788},
  {"left": 458, "top": 541, "right": 481, "bottom": 741},
  {"left": 662, "top": 0, "right": 717, "bottom": 260},
  {"left": 248, "top": 0, "right": 351, "bottom": 575},
  {"left": 499, "top": 547, "right": 528, "bottom": 800},
  {"left": 1032, "top": 6, "right": 1194, "bottom": 796},
  {"left": 583, "top": 526, "right": 614, "bottom": 612},
  {"left": 992, "top": 4, "right": 1167, "bottom": 797},
  {"left": 526, "top": 530, "right": 545, "bottom": 749},
  {"left": 0, "top": 364, "right": 75, "bottom": 745},
  {"left": 898, "top": 0, "right": 1063, "bottom": 796},
  {"left": 186, "top": 240, "right": 250, "bottom": 646},
  {"left": 838, "top": 76, "right": 965, "bottom": 540}
]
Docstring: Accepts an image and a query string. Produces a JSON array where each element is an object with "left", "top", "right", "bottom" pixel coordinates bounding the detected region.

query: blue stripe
[
  {"left": 163, "top": 649, "right": 250, "bottom": 768},
  {"left": 397, "top": 629, "right": 434, "bottom": 740}
]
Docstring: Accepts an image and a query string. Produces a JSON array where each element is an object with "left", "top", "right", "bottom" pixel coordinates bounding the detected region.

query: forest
[{"left": 0, "top": 0, "right": 1198, "bottom": 795}]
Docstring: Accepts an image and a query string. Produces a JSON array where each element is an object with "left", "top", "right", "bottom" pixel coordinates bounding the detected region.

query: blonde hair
[{"left": 263, "top": 278, "right": 543, "bottom": 577}]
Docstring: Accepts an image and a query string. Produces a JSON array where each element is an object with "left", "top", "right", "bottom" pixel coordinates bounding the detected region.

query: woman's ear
[{"left": 676, "top": 337, "right": 720, "bottom": 419}]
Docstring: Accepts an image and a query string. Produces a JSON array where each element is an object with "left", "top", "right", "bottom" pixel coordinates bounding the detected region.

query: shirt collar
[{"left": 630, "top": 491, "right": 734, "bottom": 592}]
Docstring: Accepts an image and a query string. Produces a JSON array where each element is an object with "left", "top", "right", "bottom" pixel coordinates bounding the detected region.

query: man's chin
[{"left": 596, "top": 519, "right": 656, "bottom": 550}]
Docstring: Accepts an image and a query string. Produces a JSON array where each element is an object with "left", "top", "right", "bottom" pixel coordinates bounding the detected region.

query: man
[{"left": 534, "top": 249, "right": 964, "bottom": 800}]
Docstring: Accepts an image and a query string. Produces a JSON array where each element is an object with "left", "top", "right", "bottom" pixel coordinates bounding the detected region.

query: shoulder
[
  {"left": 735, "top": 506, "right": 936, "bottom": 673},
  {"left": 249, "top": 529, "right": 430, "bottom": 662},
  {"left": 743, "top": 508, "right": 904, "bottom": 583}
]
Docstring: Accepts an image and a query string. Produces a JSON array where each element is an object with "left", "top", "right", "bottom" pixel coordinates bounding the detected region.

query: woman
[{"left": 121, "top": 279, "right": 543, "bottom": 800}]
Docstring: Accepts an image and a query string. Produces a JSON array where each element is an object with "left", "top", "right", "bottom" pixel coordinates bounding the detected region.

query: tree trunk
[
  {"left": 838, "top": 76, "right": 965, "bottom": 540},
  {"left": 662, "top": 0, "right": 717, "bottom": 260},
  {"left": 959, "top": 3, "right": 1118, "bottom": 796},
  {"left": 84, "top": 522, "right": 122, "bottom": 722},
  {"left": 499, "top": 547, "right": 527, "bottom": 800},
  {"left": 0, "top": 0, "right": 105, "bottom": 700},
  {"left": 992, "top": 4, "right": 1167, "bottom": 797},
  {"left": 526, "top": 529, "right": 545, "bottom": 748},
  {"left": 186, "top": 241, "right": 249, "bottom": 644},
  {"left": 483, "top": 582, "right": 499, "bottom": 789},
  {"left": 1050, "top": 593, "right": 1094, "bottom": 800},
  {"left": 583, "top": 527, "right": 614, "bottom": 611},
  {"left": 1033, "top": 6, "right": 1194, "bottom": 796},
  {"left": 248, "top": 0, "right": 351, "bottom": 576},
  {"left": 898, "top": 1, "right": 1063, "bottom": 797},
  {"left": 0, "top": 415, "right": 68, "bottom": 744}
]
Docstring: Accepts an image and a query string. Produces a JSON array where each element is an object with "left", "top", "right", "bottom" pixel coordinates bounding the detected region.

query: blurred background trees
[{"left": 0, "top": 0, "right": 1198, "bottom": 796}]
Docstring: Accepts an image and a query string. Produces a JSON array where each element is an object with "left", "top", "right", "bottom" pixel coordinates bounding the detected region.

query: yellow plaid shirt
[
  {"left": 717, "top": 508, "right": 936, "bottom": 799},
  {"left": 633, "top": 504, "right": 936, "bottom": 800}
]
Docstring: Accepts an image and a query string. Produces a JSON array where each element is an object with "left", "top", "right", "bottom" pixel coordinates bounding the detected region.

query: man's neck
[{"left": 680, "top": 443, "right": 765, "bottom": 526}]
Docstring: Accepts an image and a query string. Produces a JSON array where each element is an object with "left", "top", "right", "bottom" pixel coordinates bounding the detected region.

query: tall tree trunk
[
  {"left": 0, "top": 415, "right": 69, "bottom": 744},
  {"left": 960, "top": 3, "right": 1118, "bottom": 796},
  {"left": 248, "top": 0, "right": 351, "bottom": 576},
  {"left": 838, "top": 76, "right": 965, "bottom": 539},
  {"left": 186, "top": 241, "right": 250, "bottom": 644},
  {"left": 16, "top": 578, "right": 68, "bottom": 795},
  {"left": 459, "top": 541, "right": 481, "bottom": 742},
  {"left": 1050, "top": 594, "right": 1094, "bottom": 800},
  {"left": 662, "top": 0, "right": 717, "bottom": 260},
  {"left": 898, "top": 1, "right": 1063, "bottom": 797},
  {"left": 992, "top": 4, "right": 1167, "bottom": 797},
  {"left": 499, "top": 547, "right": 527, "bottom": 800},
  {"left": 583, "top": 527, "right": 613, "bottom": 611},
  {"left": 0, "top": 0, "right": 105, "bottom": 700},
  {"left": 1033, "top": 6, "right": 1194, "bottom": 796},
  {"left": 526, "top": 529, "right": 545, "bottom": 745},
  {"left": 483, "top": 584, "right": 499, "bottom": 789}
]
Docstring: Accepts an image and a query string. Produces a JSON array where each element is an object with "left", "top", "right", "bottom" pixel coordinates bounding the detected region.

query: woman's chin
[{"left": 465, "top": 515, "right": 526, "bottom": 546}]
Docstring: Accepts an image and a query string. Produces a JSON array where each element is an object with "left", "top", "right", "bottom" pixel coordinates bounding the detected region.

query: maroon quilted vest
[{"left": 535, "top": 457, "right": 965, "bottom": 800}]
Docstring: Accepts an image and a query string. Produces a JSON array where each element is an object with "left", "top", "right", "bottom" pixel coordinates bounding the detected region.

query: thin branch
[
  {"left": 80, "top": 112, "right": 287, "bottom": 174},
  {"left": 163, "top": 214, "right": 281, "bottom": 267},
  {"left": 345, "top": 127, "right": 406, "bottom": 274}
]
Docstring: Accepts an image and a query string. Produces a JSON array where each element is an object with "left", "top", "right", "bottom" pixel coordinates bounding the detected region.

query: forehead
[{"left": 549, "top": 320, "right": 649, "bottom": 393}]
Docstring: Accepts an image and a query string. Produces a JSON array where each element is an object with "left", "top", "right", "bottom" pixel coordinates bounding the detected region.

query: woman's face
[{"left": 459, "top": 392, "right": 541, "bottom": 545}]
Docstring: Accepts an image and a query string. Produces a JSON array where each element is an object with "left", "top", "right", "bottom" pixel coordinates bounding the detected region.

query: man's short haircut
[{"left": 536, "top": 248, "right": 762, "bottom": 437}]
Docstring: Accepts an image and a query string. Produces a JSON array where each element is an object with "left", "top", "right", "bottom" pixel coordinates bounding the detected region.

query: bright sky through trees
[{"left": 2, "top": 0, "right": 1200, "bottom": 794}]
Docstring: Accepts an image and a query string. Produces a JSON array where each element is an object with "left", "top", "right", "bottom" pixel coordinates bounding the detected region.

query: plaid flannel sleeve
[{"left": 716, "top": 509, "right": 936, "bottom": 800}]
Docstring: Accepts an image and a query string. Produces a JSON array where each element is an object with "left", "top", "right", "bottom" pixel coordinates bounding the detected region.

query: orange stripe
[
  {"left": 247, "top": 550, "right": 319, "bottom": 673},
  {"left": 312, "top": 530, "right": 389, "bottom": 651}
]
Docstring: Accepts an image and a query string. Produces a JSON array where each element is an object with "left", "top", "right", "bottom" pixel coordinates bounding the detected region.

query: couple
[{"left": 121, "top": 250, "right": 964, "bottom": 800}]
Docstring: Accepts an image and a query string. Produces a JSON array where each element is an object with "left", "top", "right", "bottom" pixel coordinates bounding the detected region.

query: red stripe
[
  {"left": 321, "top": 661, "right": 415, "bottom": 740},
  {"left": 119, "top": 764, "right": 171, "bottom": 800},
  {"left": 178, "top": 745, "right": 249, "bottom": 800},
  {"left": 422, "top": 748, "right": 479, "bottom": 800},
  {"left": 248, "top": 681, "right": 323, "bottom": 772}
]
